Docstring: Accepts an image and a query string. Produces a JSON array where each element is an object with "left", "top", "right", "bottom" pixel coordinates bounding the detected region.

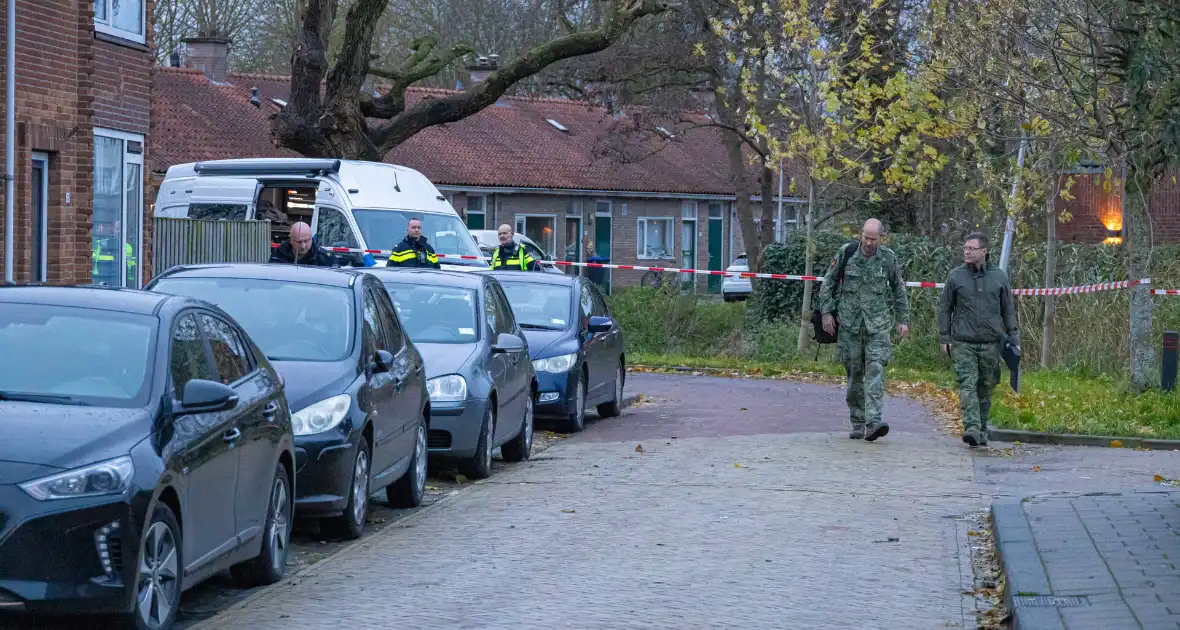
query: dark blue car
[{"left": 477, "top": 271, "right": 625, "bottom": 432}]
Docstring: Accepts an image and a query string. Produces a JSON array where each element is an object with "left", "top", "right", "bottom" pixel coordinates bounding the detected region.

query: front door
[
  {"left": 361, "top": 284, "right": 402, "bottom": 477},
  {"left": 707, "top": 203, "right": 724, "bottom": 293},
  {"left": 30, "top": 153, "right": 48, "bottom": 283},
  {"left": 198, "top": 312, "right": 275, "bottom": 543},
  {"left": 594, "top": 209, "right": 612, "bottom": 294},
  {"left": 372, "top": 283, "right": 419, "bottom": 454},
  {"left": 484, "top": 285, "right": 522, "bottom": 443},
  {"left": 169, "top": 312, "right": 240, "bottom": 572}
]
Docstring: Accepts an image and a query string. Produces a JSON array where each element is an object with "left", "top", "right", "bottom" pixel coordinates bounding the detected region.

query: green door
[
  {"left": 708, "top": 214, "right": 723, "bottom": 293},
  {"left": 594, "top": 214, "right": 611, "bottom": 294}
]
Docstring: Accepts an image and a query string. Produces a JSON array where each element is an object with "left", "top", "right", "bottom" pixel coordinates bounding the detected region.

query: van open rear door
[{"left": 184, "top": 178, "right": 263, "bottom": 221}]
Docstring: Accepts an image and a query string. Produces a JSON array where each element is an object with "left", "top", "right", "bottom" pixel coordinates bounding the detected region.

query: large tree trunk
[
  {"left": 275, "top": 0, "right": 667, "bottom": 159},
  {"left": 1040, "top": 175, "right": 1062, "bottom": 368},
  {"left": 796, "top": 177, "right": 817, "bottom": 356},
  {"left": 1125, "top": 170, "right": 1155, "bottom": 391}
]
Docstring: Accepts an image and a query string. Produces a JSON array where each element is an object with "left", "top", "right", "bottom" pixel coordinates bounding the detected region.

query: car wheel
[
  {"left": 461, "top": 405, "right": 494, "bottom": 479},
  {"left": 324, "top": 435, "right": 370, "bottom": 541},
  {"left": 387, "top": 415, "right": 428, "bottom": 508},
  {"left": 597, "top": 362, "right": 625, "bottom": 418},
  {"left": 501, "top": 390, "right": 534, "bottom": 462},
  {"left": 230, "top": 462, "right": 291, "bottom": 587},
  {"left": 563, "top": 371, "right": 587, "bottom": 433},
  {"left": 124, "top": 504, "right": 182, "bottom": 630}
]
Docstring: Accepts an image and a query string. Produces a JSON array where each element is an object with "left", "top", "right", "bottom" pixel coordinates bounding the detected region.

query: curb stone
[
  {"left": 186, "top": 392, "right": 643, "bottom": 629},
  {"left": 990, "top": 501, "right": 1064, "bottom": 630},
  {"left": 988, "top": 428, "right": 1180, "bottom": 451}
]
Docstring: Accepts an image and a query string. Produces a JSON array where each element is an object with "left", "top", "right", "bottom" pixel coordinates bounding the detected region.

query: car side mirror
[
  {"left": 175, "top": 379, "right": 239, "bottom": 415},
  {"left": 492, "top": 332, "right": 526, "bottom": 353},
  {"left": 588, "top": 316, "right": 614, "bottom": 334},
  {"left": 371, "top": 349, "right": 394, "bottom": 373}
]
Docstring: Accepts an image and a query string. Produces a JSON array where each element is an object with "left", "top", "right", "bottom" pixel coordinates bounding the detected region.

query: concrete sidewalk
[{"left": 992, "top": 490, "right": 1180, "bottom": 629}]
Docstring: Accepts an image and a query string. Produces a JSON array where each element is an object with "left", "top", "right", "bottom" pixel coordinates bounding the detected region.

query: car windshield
[
  {"left": 382, "top": 282, "right": 479, "bottom": 344},
  {"left": 496, "top": 281, "right": 573, "bottom": 330},
  {"left": 0, "top": 304, "right": 156, "bottom": 407},
  {"left": 352, "top": 209, "right": 486, "bottom": 268},
  {"left": 150, "top": 277, "right": 355, "bottom": 362}
]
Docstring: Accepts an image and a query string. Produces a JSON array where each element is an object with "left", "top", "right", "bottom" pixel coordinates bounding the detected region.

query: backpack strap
[{"left": 836, "top": 241, "right": 859, "bottom": 285}]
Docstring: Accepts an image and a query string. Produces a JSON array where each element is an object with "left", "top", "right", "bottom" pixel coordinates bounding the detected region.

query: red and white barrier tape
[{"left": 286, "top": 244, "right": 1166, "bottom": 296}]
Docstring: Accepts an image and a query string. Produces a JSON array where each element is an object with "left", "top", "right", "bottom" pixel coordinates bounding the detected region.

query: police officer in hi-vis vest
[{"left": 488, "top": 224, "right": 541, "bottom": 271}]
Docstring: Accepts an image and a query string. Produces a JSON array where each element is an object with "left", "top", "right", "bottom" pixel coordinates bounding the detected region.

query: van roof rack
[{"left": 194, "top": 159, "right": 342, "bottom": 177}]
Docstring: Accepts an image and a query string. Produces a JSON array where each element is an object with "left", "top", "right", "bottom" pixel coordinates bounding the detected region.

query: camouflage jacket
[{"left": 818, "top": 243, "right": 910, "bottom": 335}]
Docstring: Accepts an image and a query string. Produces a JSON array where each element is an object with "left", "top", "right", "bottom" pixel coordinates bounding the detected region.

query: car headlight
[
  {"left": 19, "top": 456, "right": 135, "bottom": 501},
  {"left": 533, "top": 353, "right": 577, "bottom": 374},
  {"left": 292, "top": 394, "right": 351, "bottom": 436},
  {"left": 427, "top": 375, "right": 467, "bottom": 402}
]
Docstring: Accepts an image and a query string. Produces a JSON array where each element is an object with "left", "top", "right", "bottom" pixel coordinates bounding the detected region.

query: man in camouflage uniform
[
  {"left": 818, "top": 219, "right": 911, "bottom": 441},
  {"left": 937, "top": 231, "right": 1020, "bottom": 447}
]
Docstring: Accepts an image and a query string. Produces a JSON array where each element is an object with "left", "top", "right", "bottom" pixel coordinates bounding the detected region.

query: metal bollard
[{"left": 1163, "top": 331, "right": 1178, "bottom": 392}]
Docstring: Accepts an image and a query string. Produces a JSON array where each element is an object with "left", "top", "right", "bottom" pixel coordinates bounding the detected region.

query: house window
[
  {"left": 93, "top": 129, "right": 145, "bottom": 288},
  {"left": 514, "top": 214, "right": 557, "bottom": 259},
  {"left": 466, "top": 195, "right": 486, "bottom": 230},
  {"left": 637, "top": 217, "right": 674, "bottom": 259},
  {"left": 95, "top": 0, "right": 146, "bottom": 44}
]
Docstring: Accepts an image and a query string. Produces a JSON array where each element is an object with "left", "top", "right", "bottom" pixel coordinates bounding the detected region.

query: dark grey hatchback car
[
  {"left": 364, "top": 268, "right": 537, "bottom": 479},
  {"left": 0, "top": 286, "right": 295, "bottom": 630},
  {"left": 146, "top": 264, "right": 430, "bottom": 541}
]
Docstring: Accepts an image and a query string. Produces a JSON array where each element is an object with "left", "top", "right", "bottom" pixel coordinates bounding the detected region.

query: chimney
[
  {"left": 183, "top": 36, "right": 232, "bottom": 83},
  {"left": 465, "top": 54, "right": 499, "bottom": 86},
  {"left": 169, "top": 48, "right": 181, "bottom": 68}
]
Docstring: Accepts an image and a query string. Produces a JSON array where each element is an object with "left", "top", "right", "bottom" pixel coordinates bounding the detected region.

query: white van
[{"left": 154, "top": 158, "right": 489, "bottom": 271}]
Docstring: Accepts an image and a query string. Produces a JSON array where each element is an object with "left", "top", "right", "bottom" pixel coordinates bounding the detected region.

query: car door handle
[
  {"left": 223, "top": 427, "right": 242, "bottom": 443},
  {"left": 262, "top": 401, "right": 278, "bottom": 420}
]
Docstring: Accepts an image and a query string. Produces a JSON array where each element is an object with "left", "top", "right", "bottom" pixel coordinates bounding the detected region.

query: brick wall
[
  {"left": 0, "top": 0, "right": 152, "bottom": 286},
  {"left": 1056, "top": 171, "right": 1180, "bottom": 246},
  {"left": 490, "top": 194, "right": 743, "bottom": 293}
]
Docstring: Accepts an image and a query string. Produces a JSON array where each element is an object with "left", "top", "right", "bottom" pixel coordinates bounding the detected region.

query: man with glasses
[{"left": 937, "top": 231, "right": 1020, "bottom": 447}]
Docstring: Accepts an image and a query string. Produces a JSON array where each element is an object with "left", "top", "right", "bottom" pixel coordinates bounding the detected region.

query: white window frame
[
  {"left": 466, "top": 193, "right": 487, "bottom": 226},
  {"left": 94, "top": 0, "right": 147, "bottom": 45},
  {"left": 94, "top": 128, "right": 145, "bottom": 288},
  {"left": 637, "top": 217, "right": 675, "bottom": 260},
  {"left": 514, "top": 213, "right": 559, "bottom": 259}
]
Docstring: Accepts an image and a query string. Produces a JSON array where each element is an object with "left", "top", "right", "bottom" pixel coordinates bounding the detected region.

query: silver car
[{"left": 364, "top": 268, "right": 537, "bottom": 479}]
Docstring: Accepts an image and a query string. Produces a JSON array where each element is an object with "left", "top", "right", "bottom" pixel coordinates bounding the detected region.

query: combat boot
[
  {"left": 962, "top": 429, "right": 983, "bottom": 447},
  {"left": 849, "top": 426, "right": 865, "bottom": 439},
  {"left": 864, "top": 421, "right": 890, "bottom": 442}
]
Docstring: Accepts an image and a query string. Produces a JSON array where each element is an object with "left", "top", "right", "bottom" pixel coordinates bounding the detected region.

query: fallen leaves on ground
[
  {"left": 635, "top": 444, "right": 644, "bottom": 453},
  {"left": 561, "top": 509, "right": 576, "bottom": 514},
  {"left": 454, "top": 474, "right": 468, "bottom": 484},
  {"left": 734, "top": 462, "right": 745, "bottom": 468},
  {"left": 1032, "top": 466, "right": 1042, "bottom": 472}
]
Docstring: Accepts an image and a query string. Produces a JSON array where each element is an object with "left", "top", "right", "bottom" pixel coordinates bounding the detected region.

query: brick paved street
[{"left": 191, "top": 372, "right": 987, "bottom": 630}]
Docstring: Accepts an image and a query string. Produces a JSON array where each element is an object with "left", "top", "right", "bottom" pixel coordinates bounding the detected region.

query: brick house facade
[{"left": 0, "top": 0, "right": 154, "bottom": 287}]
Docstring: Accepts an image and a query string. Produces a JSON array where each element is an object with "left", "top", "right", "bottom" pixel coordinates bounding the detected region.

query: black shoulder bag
[{"left": 810, "top": 241, "right": 859, "bottom": 344}]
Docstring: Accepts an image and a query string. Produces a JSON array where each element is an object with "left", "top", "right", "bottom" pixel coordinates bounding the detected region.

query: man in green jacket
[
  {"left": 937, "top": 231, "right": 1020, "bottom": 448},
  {"left": 818, "top": 218, "right": 911, "bottom": 441}
]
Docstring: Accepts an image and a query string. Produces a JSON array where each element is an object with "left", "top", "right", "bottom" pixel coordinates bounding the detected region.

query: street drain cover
[{"left": 1014, "top": 595, "right": 1091, "bottom": 608}]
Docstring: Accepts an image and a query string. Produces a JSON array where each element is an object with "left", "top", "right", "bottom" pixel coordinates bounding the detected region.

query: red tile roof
[{"left": 151, "top": 67, "right": 769, "bottom": 196}]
